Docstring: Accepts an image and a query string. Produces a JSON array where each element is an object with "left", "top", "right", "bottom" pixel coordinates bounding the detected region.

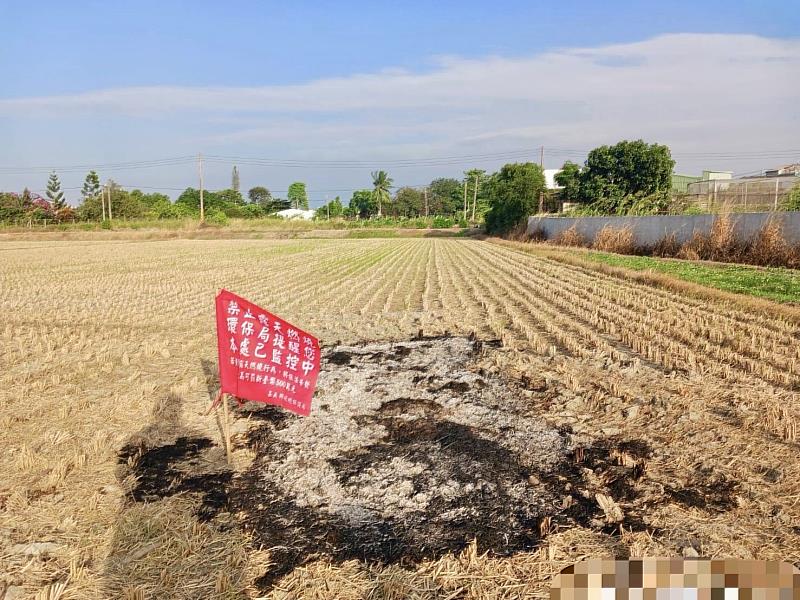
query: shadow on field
[{"left": 100, "top": 373, "right": 233, "bottom": 597}]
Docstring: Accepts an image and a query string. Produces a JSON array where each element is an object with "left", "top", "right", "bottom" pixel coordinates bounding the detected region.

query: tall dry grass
[
  {"left": 551, "top": 225, "right": 586, "bottom": 247},
  {"left": 544, "top": 213, "right": 800, "bottom": 269},
  {"left": 592, "top": 225, "right": 636, "bottom": 254},
  {"left": 651, "top": 233, "right": 680, "bottom": 258},
  {"left": 747, "top": 219, "right": 794, "bottom": 267}
]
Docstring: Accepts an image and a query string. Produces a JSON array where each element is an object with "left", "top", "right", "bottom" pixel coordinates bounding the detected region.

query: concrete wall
[{"left": 527, "top": 211, "right": 800, "bottom": 246}]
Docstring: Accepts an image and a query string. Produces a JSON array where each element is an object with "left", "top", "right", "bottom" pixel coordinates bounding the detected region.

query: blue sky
[{"left": 1, "top": 1, "right": 799, "bottom": 204}]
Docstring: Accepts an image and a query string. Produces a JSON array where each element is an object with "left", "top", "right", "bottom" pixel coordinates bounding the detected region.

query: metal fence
[
  {"left": 528, "top": 211, "right": 800, "bottom": 246},
  {"left": 684, "top": 176, "right": 798, "bottom": 212}
]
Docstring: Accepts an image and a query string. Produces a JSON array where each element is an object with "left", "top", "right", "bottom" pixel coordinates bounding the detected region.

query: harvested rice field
[{"left": 1, "top": 237, "right": 799, "bottom": 599}]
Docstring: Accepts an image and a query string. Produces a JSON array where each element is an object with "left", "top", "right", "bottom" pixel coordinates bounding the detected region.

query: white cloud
[{"left": 2, "top": 33, "right": 799, "bottom": 179}]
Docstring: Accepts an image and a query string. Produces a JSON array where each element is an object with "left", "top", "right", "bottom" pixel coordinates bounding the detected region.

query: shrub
[
  {"left": 54, "top": 206, "right": 77, "bottom": 223},
  {"left": 592, "top": 226, "right": 635, "bottom": 254},
  {"left": 620, "top": 191, "right": 670, "bottom": 216},
  {"left": 682, "top": 205, "right": 705, "bottom": 215},
  {"left": 205, "top": 208, "right": 229, "bottom": 227},
  {"left": 240, "top": 204, "right": 265, "bottom": 219},
  {"left": 506, "top": 222, "right": 530, "bottom": 241},
  {"left": 784, "top": 184, "right": 800, "bottom": 211},
  {"left": 221, "top": 204, "right": 246, "bottom": 219},
  {"left": 528, "top": 226, "right": 547, "bottom": 242},
  {"left": 431, "top": 216, "right": 454, "bottom": 229}
]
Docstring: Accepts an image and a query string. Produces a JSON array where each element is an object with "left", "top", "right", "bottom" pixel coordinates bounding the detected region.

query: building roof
[{"left": 275, "top": 208, "right": 316, "bottom": 220}]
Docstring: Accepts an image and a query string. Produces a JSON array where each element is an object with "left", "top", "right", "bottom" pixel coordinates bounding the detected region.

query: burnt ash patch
[
  {"left": 227, "top": 337, "right": 668, "bottom": 591},
  {"left": 327, "top": 351, "right": 353, "bottom": 366},
  {"left": 235, "top": 403, "right": 298, "bottom": 430},
  {"left": 329, "top": 417, "right": 545, "bottom": 558},
  {"left": 665, "top": 470, "right": 738, "bottom": 511},
  {"left": 377, "top": 397, "right": 442, "bottom": 417},
  {"left": 115, "top": 338, "right": 741, "bottom": 592},
  {"left": 118, "top": 436, "right": 231, "bottom": 521}
]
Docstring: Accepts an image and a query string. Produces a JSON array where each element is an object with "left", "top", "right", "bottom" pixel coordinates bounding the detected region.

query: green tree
[
  {"left": 560, "top": 140, "right": 675, "bottom": 214},
  {"left": 108, "top": 187, "right": 145, "bottom": 219},
  {"left": 269, "top": 198, "right": 292, "bottom": 212},
  {"left": 429, "top": 178, "right": 462, "bottom": 215},
  {"left": 317, "top": 196, "right": 345, "bottom": 219},
  {"left": 394, "top": 187, "right": 423, "bottom": 217},
  {"left": 232, "top": 166, "right": 240, "bottom": 192},
  {"left": 0, "top": 193, "right": 25, "bottom": 222},
  {"left": 177, "top": 187, "right": 220, "bottom": 214},
  {"left": 288, "top": 182, "right": 308, "bottom": 209},
  {"left": 349, "top": 189, "right": 376, "bottom": 219},
  {"left": 217, "top": 188, "right": 245, "bottom": 206},
  {"left": 76, "top": 195, "right": 103, "bottom": 221},
  {"left": 484, "top": 162, "right": 545, "bottom": 234},
  {"left": 46, "top": 171, "right": 66, "bottom": 210},
  {"left": 248, "top": 186, "right": 272, "bottom": 207},
  {"left": 554, "top": 161, "right": 582, "bottom": 201},
  {"left": 81, "top": 171, "right": 100, "bottom": 201},
  {"left": 330, "top": 196, "right": 344, "bottom": 217},
  {"left": 370, "top": 170, "right": 393, "bottom": 217},
  {"left": 130, "top": 190, "right": 176, "bottom": 218}
]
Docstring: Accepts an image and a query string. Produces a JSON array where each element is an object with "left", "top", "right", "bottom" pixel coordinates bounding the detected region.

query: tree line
[
  {"left": 0, "top": 163, "right": 547, "bottom": 233},
  {"left": 0, "top": 140, "right": 678, "bottom": 232}
]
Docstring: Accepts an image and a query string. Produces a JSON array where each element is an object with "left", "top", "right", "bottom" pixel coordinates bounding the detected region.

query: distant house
[
  {"left": 702, "top": 170, "right": 733, "bottom": 181},
  {"left": 765, "top": 163, "right": 800, "bottom": 177},
  {"left": 671, "top": 174, "right": 702, "bottom": 194},
  {"left": 671, "top": 170, "right": 731, "bottom": 194},
  {"left": 275, "top": 208, "right": 316, "bottom": 220},
  {"left": 543, "top": 169, "right": 563, "bottom": 190}
]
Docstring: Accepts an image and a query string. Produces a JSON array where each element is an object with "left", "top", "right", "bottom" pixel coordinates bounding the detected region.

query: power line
[
  {"left": 2, "top": 147, "right": 798, "bottom": 175},
  {"left": 0, "top": 156, "right": 196, "bottom": 175},
  {"left": 202, "top": 151, "right": 536, "bottom": 169}
]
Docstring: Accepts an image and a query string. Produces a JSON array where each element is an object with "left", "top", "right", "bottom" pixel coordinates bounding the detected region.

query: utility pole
[
  {"left": 472, "top": 173, "right": 479, "bottom": 222},
  {"left": 774, "top": 178, "right": 780, "bottom": 210},
  {"left": 424, "top": 187, "right": 429, "bottom": 218},
  {"left": 107, "top": 183, "right": 113, "bottom": 221},
  {"left": 463, "top": 179, "right": 468, "bottom": 220},
  {"left": 101, "top": 187, "right": 106, "bottom": 221},
  {"left": 538, "top": 145, "right": 545, "bottom": 214},
  {"left": 198, "top": 153, "right": 205, "bottom": 223}
]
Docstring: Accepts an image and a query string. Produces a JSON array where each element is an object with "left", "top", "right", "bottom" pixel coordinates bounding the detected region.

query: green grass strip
[{"left": 576, "top": 251, "right": 800, "bottom": 304}]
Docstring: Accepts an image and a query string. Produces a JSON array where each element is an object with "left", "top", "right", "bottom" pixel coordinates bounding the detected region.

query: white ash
[{"left": 248, "top": 337, "right": 568, "bottom": 525}]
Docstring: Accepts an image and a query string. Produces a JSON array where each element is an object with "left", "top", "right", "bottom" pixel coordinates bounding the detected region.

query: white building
[
  {"left": 544, "top": 169, "right": 563, "bottom": 190},
  {"left": 275, "top": 208, "right": 316, "bottom": 220}
]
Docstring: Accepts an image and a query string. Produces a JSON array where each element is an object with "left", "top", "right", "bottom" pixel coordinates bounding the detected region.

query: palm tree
[{"left": 371, "top": 170, "right": 393, "bottom": 218}]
